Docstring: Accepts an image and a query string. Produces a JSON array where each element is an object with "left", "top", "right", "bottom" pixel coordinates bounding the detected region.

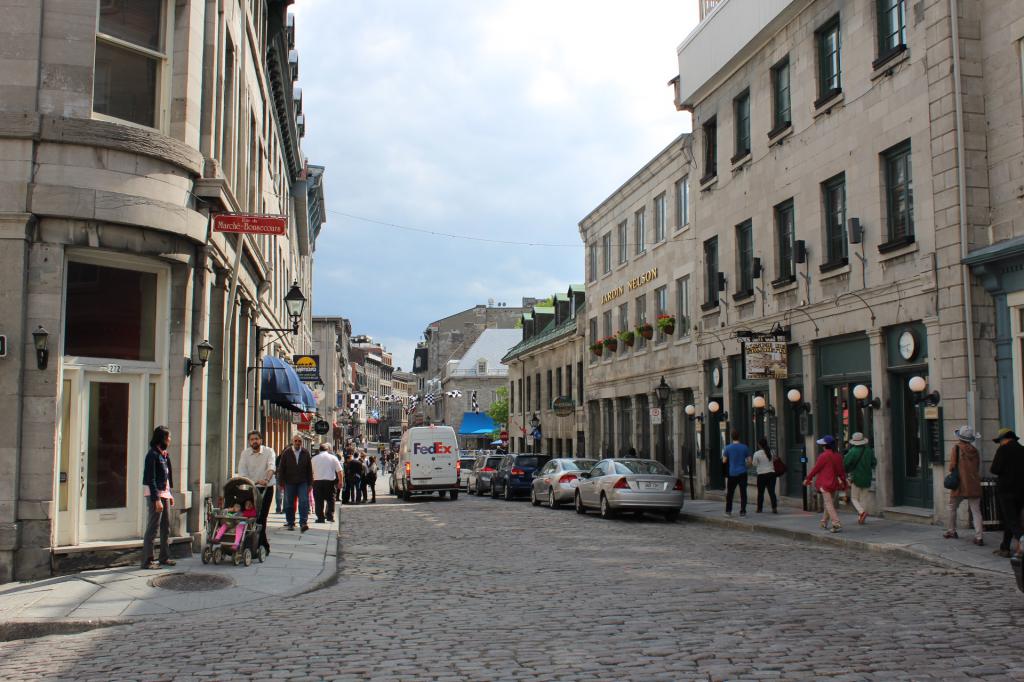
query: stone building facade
[
  {"left": 0, "top": 0, "right": 324, "bottom": 580},
  {"left": 503, "top": 288, "right": 587, "bottom": 457},
  {"left": 311, "top": 316, "right": 351, "bottom": 447}
]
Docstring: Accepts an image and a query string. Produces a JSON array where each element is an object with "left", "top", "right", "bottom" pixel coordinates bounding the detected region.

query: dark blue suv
[{"left": 490, "top": 454, "right": 552, "bottom": 500}]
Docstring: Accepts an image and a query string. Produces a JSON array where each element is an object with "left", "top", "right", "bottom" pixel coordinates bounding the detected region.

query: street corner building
[
  {"left": 0, "top": 1, "right": 327, "bottom": 581},
  {"left": 503, "top": 287, "right": 587, "bottom": 457},
  {"left": 581, "top": 0, "right": 1024, "bottom": 522}
]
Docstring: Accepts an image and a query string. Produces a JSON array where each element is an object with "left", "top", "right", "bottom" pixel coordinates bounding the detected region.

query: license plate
[{"left": 640, "top": 481, "right": 661, "bottom": 490}]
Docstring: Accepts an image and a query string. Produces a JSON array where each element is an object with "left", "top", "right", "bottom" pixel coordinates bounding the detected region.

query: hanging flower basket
[
  {"left": 656, "top": 314, "right": 676, "bottom": 336},
  {"left": 602, "top": 336, "right": 618, "bottom": 352},
  {"left": 637, "top": 322, "right": 655, "bottom": 340},
  {"left": 590, "top": 342, "right": 603, "bottom": 357},
  {"left": 619, "top": 330, "right": 635, "bottom": 347}
]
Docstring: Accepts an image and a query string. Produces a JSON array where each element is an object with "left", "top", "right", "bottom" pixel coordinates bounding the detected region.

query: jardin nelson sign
[
  {"left": 212, "top": 213, "right": 288, "bottom": 236},
  {"left": 601, "top": 267, "right": 658, "bottom": 304}
]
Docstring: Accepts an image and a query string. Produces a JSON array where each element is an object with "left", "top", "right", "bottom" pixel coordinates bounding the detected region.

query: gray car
[
  {"left": 574, "top": 458, "right": 684, "bottom": 521},
  {"left": 466, "top": 454, "right": 503, "bottom": 495},
  {"left": 530, "top": 458, "right": 599, "bottom": 508}
]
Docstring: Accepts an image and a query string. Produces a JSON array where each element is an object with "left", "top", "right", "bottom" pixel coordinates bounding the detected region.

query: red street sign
[
  {"left": 499, "top": 430, "right": 508, "bottom": 440},
  {"left": 212, "top": 213, "right": 287, "bottom": 236}
]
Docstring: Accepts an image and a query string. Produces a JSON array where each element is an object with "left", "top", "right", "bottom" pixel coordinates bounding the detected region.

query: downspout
[{"left": 950, "top": 0, "right": 978, "bottom": 427}]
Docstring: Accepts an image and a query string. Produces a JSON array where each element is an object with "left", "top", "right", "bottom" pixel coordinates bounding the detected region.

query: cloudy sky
[{"left": 292, "top": 1, "right": 700, "bottom": 370}]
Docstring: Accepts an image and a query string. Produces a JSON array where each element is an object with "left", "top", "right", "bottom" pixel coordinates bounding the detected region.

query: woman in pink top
[{"left": 803, "top": 435, "right": 848, "bottom": 533}]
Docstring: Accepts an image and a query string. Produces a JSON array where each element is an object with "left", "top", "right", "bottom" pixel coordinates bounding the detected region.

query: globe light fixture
[{"left": 853, "top": 383, "right": 880, "bottom": 410}]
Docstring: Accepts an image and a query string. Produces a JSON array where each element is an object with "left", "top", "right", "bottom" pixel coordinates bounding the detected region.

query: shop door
[
  {"left": 706, "top": 414, "right": 725, "bottom": 489},
  {"left": 892, "top": 375, "right": 933, "bottom": 508},
  {"left": 783, "top": 403, "right": 804, "bottom": 496},
  {"left": 820, "top": 382, "right": 870, "bottom": 449}
]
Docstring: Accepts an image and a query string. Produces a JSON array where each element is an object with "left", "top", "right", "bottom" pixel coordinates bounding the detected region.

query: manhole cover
[{"left": 150, "top": 573, "right": 234, "bottom": 592}]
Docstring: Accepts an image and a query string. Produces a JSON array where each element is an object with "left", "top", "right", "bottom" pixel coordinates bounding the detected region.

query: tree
[{"left": 487, "top": 386, "right": 509, "bottom": 430}]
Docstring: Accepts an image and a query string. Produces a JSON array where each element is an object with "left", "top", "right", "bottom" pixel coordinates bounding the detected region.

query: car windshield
[
  {"left": 563, "top": 459, "right": 598, "bottom": 471},
  {"left": 485, "top": 457, "right": 503, "bottom": 468},
  {"left": 614, "top": 460, "right": 671, "bottom": 475},
  {"left": 514, "top": 456, "right": 547, "bottom": 468}
]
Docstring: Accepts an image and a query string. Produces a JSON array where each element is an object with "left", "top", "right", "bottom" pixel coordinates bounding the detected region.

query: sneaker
[
  {"left": 141, "top": 561, "right": 160, "bottom": 569},
  {"left": 973, "top": 537, "right": 984, "bottom": 546},
  {"left": 820, "top": 519, "right": 829, "bottom": 529},
  {"left": 858, "top": 511, "right": 868, "bottom": 525},
  {"left": 158, "top": 559, "right": 177, "bottom": 566},
  {"left": 830, "top": 525, "right": 842, "bottom": 533},
  {"left": 995, "top": 548, "right": 1012, "bottom": 558},
  {"left": 284, "top": 524, "right": 295, "bottom": 531},
  {"left": 300, "top": 524, "right": 309, "bottom": 533},
  {"left": 943, "top": 530, "right": 958, "bottom": 539}
]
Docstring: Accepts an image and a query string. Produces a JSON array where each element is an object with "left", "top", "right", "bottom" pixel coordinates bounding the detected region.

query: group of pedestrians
[
  {"left": 721, "top": 430, "right": 788, "bottom": 517},
  {"left": 340, "top": 444, "right": 378, "bottom": 505}
]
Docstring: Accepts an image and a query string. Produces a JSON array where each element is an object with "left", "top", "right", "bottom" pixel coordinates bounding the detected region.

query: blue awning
[
  {"left": 261, "top": 356, "right": 314, "bottom": 412},
  {"left": 459, "top": 412, "right": 497, "bottom": 435}
]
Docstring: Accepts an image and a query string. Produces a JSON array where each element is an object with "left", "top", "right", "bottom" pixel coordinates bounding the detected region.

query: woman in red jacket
[{"left": 804, "top": 435, "right": 848, "bottom": 533}]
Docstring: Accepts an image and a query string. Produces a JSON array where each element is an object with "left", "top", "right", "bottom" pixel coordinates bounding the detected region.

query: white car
[{"left": 391, "top": 425, "right": 461, "bottom": 500}]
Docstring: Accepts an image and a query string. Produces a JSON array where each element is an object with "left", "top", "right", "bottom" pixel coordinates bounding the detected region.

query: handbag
[
  {"left": 943, "top": 446, "right": 961, "bottom": 490},
  {"left": 772, "top": 454, "right": 787, "bottom": 476}
]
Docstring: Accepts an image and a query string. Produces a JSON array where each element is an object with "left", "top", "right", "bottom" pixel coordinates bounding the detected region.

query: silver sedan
[
  {"left": 530, "top": 458, "right": 598, "bottom": 508},
  {"left": 574, "top": 458, "right": 684, "bottom": 521}
]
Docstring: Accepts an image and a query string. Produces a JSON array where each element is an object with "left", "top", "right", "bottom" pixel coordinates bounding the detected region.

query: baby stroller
[{"left": 201, "top": 476, "right": 266, "bottom": 566}]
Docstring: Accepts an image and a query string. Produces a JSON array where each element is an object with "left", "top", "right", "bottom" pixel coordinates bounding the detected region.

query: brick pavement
[{"left": 0, "top": 483, "right": 1022, "bottom": 681}]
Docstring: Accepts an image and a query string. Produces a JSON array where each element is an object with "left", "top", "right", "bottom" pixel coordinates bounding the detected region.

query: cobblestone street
[{"left": 1, "top": 486, "right": 1022, "bottom": 681}]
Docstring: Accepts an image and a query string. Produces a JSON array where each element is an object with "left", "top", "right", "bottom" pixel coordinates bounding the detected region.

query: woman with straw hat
[
  {"left": 943, "top": 425, "right": 984, "bottom": 545},
  {"left": 843, "top": 432, "right": 876, "bottom": 525}
]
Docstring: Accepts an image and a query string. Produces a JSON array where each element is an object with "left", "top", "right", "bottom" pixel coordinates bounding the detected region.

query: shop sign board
[
  {"left": 314, "top": 420, "right": 330, "bottom": 435},
  {"left": 743, "top": 341, "right": 788, "bottom": 380},
  {"left": 552, "top": 396, "right": 575, "bottom": 417},
  {"left": 212, "top": 213, "right": 288, "bottom": 236},
  {"left": 292, "top": 354, "right": 322, "bottom": 383}
]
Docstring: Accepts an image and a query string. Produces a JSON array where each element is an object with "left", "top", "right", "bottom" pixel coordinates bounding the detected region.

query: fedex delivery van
[{"left": 391, "top": 425, "right": 461, "bottom": 500}]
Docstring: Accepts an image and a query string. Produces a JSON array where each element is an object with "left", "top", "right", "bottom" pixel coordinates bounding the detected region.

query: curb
[
  {"left": 678, "top": 511, "right": 1007, "bottom": 577},
  {"left": 0, "top": 618, "right": 129, "bottom": 643},
  {"left": 288, "top": 527, "right": 342, "bottom": 597}
]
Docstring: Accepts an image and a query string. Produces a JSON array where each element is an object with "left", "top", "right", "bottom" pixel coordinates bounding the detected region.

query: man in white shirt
[
  {"left": 312, "top": 443, "right": 343, "bottom": 523},
  {"left": 237, "top": 430, "right": 276, "bottom": 555}
]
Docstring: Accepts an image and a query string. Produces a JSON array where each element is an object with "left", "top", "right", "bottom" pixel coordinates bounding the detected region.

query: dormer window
[{"left": 477, "top": 359, "right": 488, "bottom": 375}]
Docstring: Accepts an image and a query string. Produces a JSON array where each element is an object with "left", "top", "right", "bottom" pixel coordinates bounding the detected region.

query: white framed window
[
  {"left": 93, "top": 0, "right": 173, "bottom": 130},
  {"left": 654, "top": 193, "right": 667, "bottom": 243},
  {"left": 675, "top": 177, "right": 689, "bottom": 229}
]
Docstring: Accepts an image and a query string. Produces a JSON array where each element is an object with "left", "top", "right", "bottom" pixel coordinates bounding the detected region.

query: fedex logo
[{"left": 413, "top": 442, "right": 453, "bottom": 454}]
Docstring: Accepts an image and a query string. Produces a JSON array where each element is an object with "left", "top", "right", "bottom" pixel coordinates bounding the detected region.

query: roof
[
  {"left": 501, "top": 314, "right": 577, "bottom": 363},
  {"left": 454, "top": 329, "right": 522, "bottom": 373}
]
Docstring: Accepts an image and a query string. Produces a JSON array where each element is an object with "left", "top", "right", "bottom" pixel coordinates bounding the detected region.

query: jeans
[
  {"left": 947, "top": 495, "right": 983, "bottom": 539},
  {"left": 365, "top": 476, "right": 377, "bottom": 502},
  {"left": 344, "top": 475, "right": 361, "bottom": 504},
  {"left": 284, "top": 482, "right": 310, "bottom": 527},
  {"left": 256, "top": 485, "right": 273, "bottom": 551},
  {"left": 313, "top": 480, "right": 337, "bottom": 521},
  {"left": 725, "top": 474, "right": 748, "bottom": 514},
  {"left": 141, "top": 497, "right": 170, "bottom": 566},
  {"left": 998, "top": 494, "right": 1024, "bottom": 550},
  {"left": 755, "top": 473, "right": 778, "bottom": 512}
]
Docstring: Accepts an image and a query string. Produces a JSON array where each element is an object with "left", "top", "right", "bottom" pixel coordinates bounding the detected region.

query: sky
[{"left": 292, "top": 0, "right": 700, "bottom": 370}]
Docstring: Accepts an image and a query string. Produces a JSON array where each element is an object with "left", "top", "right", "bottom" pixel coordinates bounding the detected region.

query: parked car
[
  {"left": 467, "top": 454, "right": 504, "bottom": 495},
  {"left": 458, "top": 455, "right": 476, "bottom": 490},
  {"left": 491, "top": 454, "right": 553, "bottom": 500},
  {"left": 530, "top": 458, "right": 599, "bottom": 508},
  {"left": 574, "top": 458, "right": 684, "bottom": 521}
]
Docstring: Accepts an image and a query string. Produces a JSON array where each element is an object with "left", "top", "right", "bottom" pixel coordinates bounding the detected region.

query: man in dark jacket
[
  {"left": 344, "top": 453, "right": 364, "bottom": 505},
  {"left": 277, "top": 433, "right": 313, "bottom": 532},
  {"left": 992, "top": 428, "right": 1024, "bottom": 556}
]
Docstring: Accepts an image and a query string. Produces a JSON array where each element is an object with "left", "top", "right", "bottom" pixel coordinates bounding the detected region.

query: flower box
[
  {"left": 602, "top": 336, "right": 618, "bottom": 352},
  {"left": 637, "top": 323, "right": 654, "bottom": 340},
  {"left": 656, "top": 314, "right": 676, "bottom": 336},
  {"left": 618, "top": 330, "right": 635, "bottom": 347},
  {"left": 590, "top": 342, "right": 603, "bottom": 357}
]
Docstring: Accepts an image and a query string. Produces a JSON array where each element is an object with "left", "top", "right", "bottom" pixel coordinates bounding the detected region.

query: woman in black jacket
[{"left": 141, "top": 426, "right": 174, "bottom": 569}]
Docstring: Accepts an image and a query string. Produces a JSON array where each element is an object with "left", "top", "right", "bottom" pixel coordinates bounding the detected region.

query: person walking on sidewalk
[
  {"left": 804, "top": 435, "right": 847, "bottom": 533},
  {"left": 278, "top": 433, "right": 313, "bottom": 532},
  {"left": 991, "top": 428, "right": 1024, "bottom": 557},
  {"left": 312, "top": 443, "right": 343, "bottom": 523},
  {"left": 365, "top": 455, "right": 379, "bottom": 503},
  {"left": 141, "top": 426, "right": 175, "bottom": 569},
  {"left": 344, "top": 451, "right": 364, "bottom": 505},
  {"left": 843, "top": 432, "right": 876, "bottom": 525},
  {"left": 723, "top": 430, "right": 751, "bottom": 517},
  {"left": 357, "top": 451, "right": 370, "bottom": 503},
  {"left": 943, "top": 426, "right": 984, "bottom": 545},
  {"left": 751, "top": 438, "right": 778, "bottom": 514},
  {"left": 236, "top": 430, "right": 276, "bottom": 556}
]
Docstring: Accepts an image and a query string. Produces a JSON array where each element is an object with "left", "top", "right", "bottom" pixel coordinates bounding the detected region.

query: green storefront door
[{"left": 891, "top": 372, "right": 933, "bottom": 508}]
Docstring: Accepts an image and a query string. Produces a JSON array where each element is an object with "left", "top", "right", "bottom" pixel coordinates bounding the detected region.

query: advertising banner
[
  {"left": 292, "top": 354, "right": 322, "bottom": 383},
  {"left": 743, "top": 341, "right": 788, "bottom": 380}
]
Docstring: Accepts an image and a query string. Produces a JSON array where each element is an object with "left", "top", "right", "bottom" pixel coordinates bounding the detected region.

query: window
[
  {"left": 703, "top": 237, "right": 719, "bottom": 308},
  {"left": 635, "top": 294, "right": 648, "bottom": 348},
  {"left": 546, "top": 370, "right": 553, "bottom": 408},
  {"left": 617, "top": 221, "right": 628, "bottom": 264},
  {"left": 655, "top": 285, "right": 668, "bottom": 343},
  {"left": 816, "top": 16, "right": 842, "bottom": 105},
  {"left": 587, "top": 242, "right": 597, "bottom": 282},
  {"left": 603, "top": 310, "right": 613, "bottom": 340},
  {"left": 576, "top": 361, "right": 583, "bottom": 403},
  {"left": 535, "top": 373, "right": 541, "bottom": 409},
  {"left": 618, "top": 302, "right": 629, "bottom": 352},
  {"left": 94, "top": 0, "right": 168, "bottom": 128},
  {"left": 770, "top": 57, "right": 791, "bottom": 134},
  {"left": 676, "top": 276, "right": 691, "bottom": 338},
  {"left": 526, "top": 376, "right": 532, "bottom": 411},
  {"left": 774, "top": 200, "right": 796, "bottom": 284},
  {"left": 601, "top": 232, "right": 612, "bottom": 274},
  {"left": 702, "top": 117, "right": 718, "bottom": 182},
  {"left": 511, "top": 381, "right": 516, "bottom": 414},
  {"left": 735, "top": 220, "right": 754, "bottom": 297},
  {"left": 822, "top": 173, "right": 848, "bottom": 267},
  {"left": 634, "top": 208, "right": 646, "bottom": 255},
  {"left": 477, "top": 358, "right": 488, "bottom": 374},
  {"left": 589, "top": 318, "right": 598, "bottom": 362},
  {"left": 876, "top": 0, "right": 907, "bottom": 65},
  {"left": 556, "top": 367, "right": 562, "bottom": 398},
  {"left": 882, "top": 141, "right": 914, "bottom": 246},
  {"left": 654, "top": 193, "right": 667, "bottom": 243},
  {"left": 675, "top": 177, "right": 689, "bottom": 229},
  {"left": 733, "top": 89, "right": 751, "bottom": 161},
  {"left": 65, "top": 262, "right": 158, "bottom": 360}
]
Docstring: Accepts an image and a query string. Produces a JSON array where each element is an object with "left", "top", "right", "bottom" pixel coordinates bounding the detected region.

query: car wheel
[
  {"left": 548, "top": 488, "right": 558, "bottom": 509},
  {"left": 575, "top": 492, "right": 586, "bottom": 515},
  {"left": 450, "top": 490, "right": 459, "bottom": 501},
  {"left": 504, "top": 482, "right": 512, "bottom": 501},
  {"left": 663, "top": 509, "right": 680, "bottom": 523},
  {"left": 490, "top": 482, "right": 498, "bottom": 499},
  {"left": 438, "top": 490, "right": 447, "bottom": 499},
  {"left": 530, "top": 488, "right": 540, "bottom": 506},
  {"left": 600, "top": 494, "right": 616, "bottom": 519},
  {"left": 467, "top": 482, "right": 475, "bottom": 496},
  {"left": 403, "top": 488, "right": 412, "bottom": 501}
]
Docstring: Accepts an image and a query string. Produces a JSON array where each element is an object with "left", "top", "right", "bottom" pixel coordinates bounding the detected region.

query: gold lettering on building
[{"left": 600, "top": 268, "right": 658, "bottom": 305}]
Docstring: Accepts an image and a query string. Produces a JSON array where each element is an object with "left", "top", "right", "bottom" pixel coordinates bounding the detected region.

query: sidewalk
[
  {"left": 681, "top": 498, "right": 1011, "bottom": 574},
  {"left": 0, "top": 506, "right": 339, "bottom": 629}
]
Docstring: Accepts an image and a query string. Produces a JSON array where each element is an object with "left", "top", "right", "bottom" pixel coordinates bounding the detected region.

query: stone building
[
  {"left": 0, "top": 1, "right": 324, "bottom": 580},
  {"left": 311, "top": 316, "right": 351, "bottom": 447},
  {"left": 503, "top": 287, "right": 587, "bottom": 457},
  {"left": 349, "top": 336, "right": 393, "bottom": 442}
]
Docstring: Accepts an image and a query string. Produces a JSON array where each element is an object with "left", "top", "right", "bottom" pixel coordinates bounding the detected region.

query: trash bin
[{"left": 979, "top": 477, "right": 1004, "bottom": 532}]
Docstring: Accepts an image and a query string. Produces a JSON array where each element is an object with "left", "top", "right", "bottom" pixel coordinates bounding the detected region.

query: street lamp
[
  {"left": 283, "top": 281, "right": 307, "bottom": 333},
  {"left": 185, "top": 338, "right": 215, "bottom": 377},
  {"left": 655, "top": 376, "right": 670, "bottom": 468},
  {"left": 254, "top": 283, "right": 308, "bottom": 432},
  {"left": 787, "top": 388, "right": 811, "bottom": 512},
  {"left": 853, "top": 383, "right": 880, "bottom": 410},
  {"left": 909, "top": 375, "right": 940, "bottom": 406},
  {"left": 32, "top": 325, "right": 49, "bottom": 370},
  {"left": 708, "top": 400, "right": 728, "bottom": 422}
]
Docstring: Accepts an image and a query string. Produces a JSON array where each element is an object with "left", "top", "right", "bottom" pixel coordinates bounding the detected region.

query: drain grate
[{"left": 150, "top": 573, "right": 234, "bottom": 592}]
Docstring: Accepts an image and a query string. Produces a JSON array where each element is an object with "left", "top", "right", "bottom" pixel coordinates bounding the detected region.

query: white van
[{"left": 391, "top": 425, "right": 461, "bottom": 500}]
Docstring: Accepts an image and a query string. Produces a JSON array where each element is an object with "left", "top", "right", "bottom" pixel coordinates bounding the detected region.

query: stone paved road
[{"left": 2, "top": 486, "right": 1023, "bottom": 681}]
